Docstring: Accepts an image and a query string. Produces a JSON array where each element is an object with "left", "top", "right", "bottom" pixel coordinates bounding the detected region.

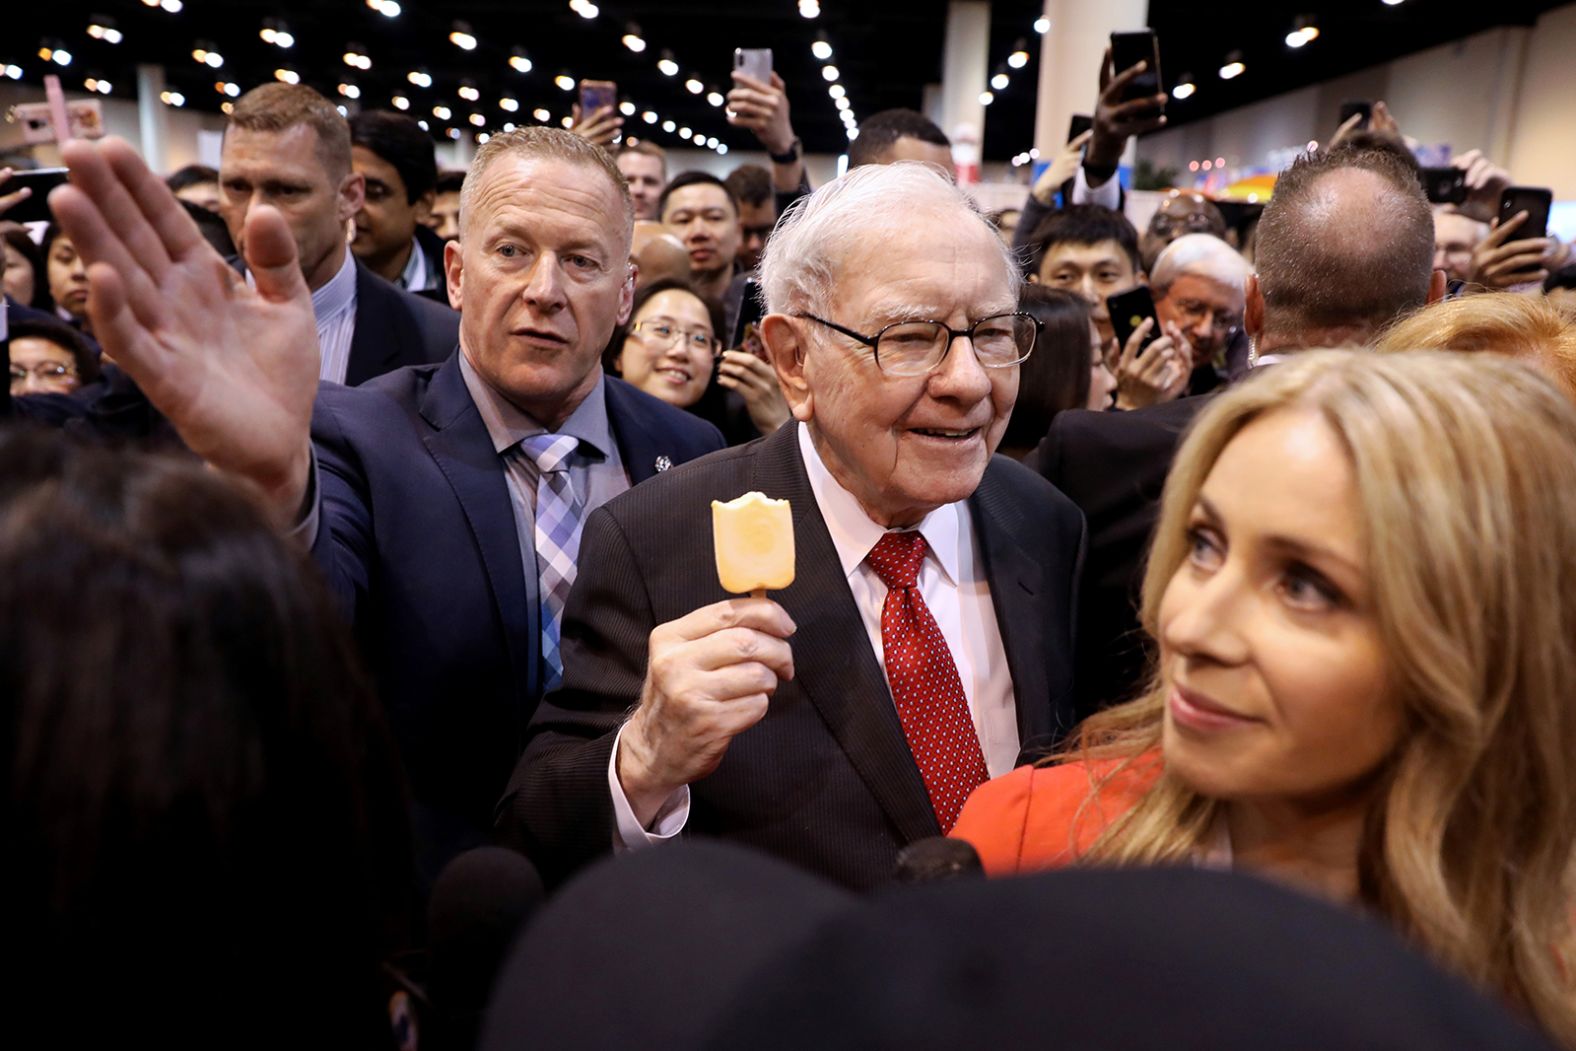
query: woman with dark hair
[
  {"left": 0, "top": 433, "right": 414, "bottom": 1045},
  {"left": 40, "top": 223, "right": 91, "bottom": 331},
  {"left": 998, "top": 284, "right": 1115, "bottom": 459},
  {"left": 2, "top": 221, "right": 45, "bottom": 307},
  {"left": 8, "top": 315, "right": 101, "bottom": 396},
  {"left": 606, "top": 278, "right": 785, "bottom": 445}
]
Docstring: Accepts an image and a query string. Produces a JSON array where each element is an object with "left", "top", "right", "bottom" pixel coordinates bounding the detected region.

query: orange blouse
[{"left": 951, "top": 754, "right": 1164, "bottom": 876}]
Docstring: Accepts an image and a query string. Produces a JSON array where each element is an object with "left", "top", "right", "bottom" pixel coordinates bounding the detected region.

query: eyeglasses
[
  {"left": 10, "top": 362, "right": 77, "bottom": 382},
  {"left": 796, "top": 311, "right": 1038, "bottom": 377},
  {"left": 1149, "top": 212, "right": 1222, "bottom": 238},
  {"left": 630, "top": 319, "right": 720, "bottom": 357},
  {"left": 1169, "top": 298, "right": 1242, "bottom": 335}
]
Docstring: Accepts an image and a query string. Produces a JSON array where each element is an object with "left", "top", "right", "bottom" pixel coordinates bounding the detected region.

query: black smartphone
[
  {"left": 0, "top": 167, "right": 68, "bottom": 224},
  {"left": 1419, "top": 167, "right": 1467, "bottom": 206},
  {"left": 1066, "top": 114, "right": 1093, "bottom": 144},
  {"left": 731, "top": 277, "right": 765, "bottom": 354},
  {"left": 1107, "top": 286, "right": 1159, "bottom": 353},
  {"left": 1499, "top": 186, "right": 1552, "bottom": 241},
  {"left": 1109, "top": 31, "right": 1162, "bottom": 106},
  {"left": 1339, "top": 100, "right": 1372, "bottom": 130},
  {"left": 578, "top": 79, "right": 617, "bottom": 117}
]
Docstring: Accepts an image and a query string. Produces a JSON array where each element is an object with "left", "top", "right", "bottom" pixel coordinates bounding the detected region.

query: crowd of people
[{"left": 2, "top": 34, "right": 1575, "bottom": 1051}]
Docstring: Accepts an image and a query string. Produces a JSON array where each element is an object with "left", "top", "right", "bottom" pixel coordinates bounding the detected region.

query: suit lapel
[
  {"left": 606, "top": 376, "right": 677, "bottom": 483},
  {"left": 969, "top": 460, "right": 1051, "bottom": 746},
  {"left": 754, "top": 426, "right": 941, "bottom": 843},
  {"left": 346, "top": 264, "right": 412, "bottom": 387},
  {"left": 419, "top": 356, "right": 541, "bottom": 705}
]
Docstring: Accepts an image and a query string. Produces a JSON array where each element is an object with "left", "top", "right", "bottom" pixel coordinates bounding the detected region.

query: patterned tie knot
[
  {"left": 866, "top": 530, "right": 928, "bottom": 591},
  {"left": 519, "top": 432, "right": 579, "bottom": 474}
]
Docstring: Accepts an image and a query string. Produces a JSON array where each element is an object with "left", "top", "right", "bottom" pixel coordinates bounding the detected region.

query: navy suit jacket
[
  {"left": 346, "top": 259, "right": 457, "bottom": 384},
  {"left": 498, "top": 422, "right": 1086, "bottom": 890},
  {"left": 310, "top": 353, "right": 725, "bottom": 881}
]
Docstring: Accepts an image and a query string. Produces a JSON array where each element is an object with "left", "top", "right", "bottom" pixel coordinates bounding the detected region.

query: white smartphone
[{"left": 734, "top": 48, "right": 772, "bottom": 84}]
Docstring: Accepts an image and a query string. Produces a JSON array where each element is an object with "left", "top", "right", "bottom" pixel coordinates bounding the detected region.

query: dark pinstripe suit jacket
[{"left": 498, "top": 422, "right": 1086, "bottom": 890}]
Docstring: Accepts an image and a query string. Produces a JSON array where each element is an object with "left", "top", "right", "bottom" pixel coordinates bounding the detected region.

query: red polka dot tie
[{"left": 865, "top": 530, "right": 989, "bottom": 834}]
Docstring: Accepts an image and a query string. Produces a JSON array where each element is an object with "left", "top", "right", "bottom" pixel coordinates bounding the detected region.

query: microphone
[
  {"left": 427, "top": 847, "right": 546, "bottom": 1049},
  {"left": 894, "top": 837, "right": 984, "bottom": 884}
]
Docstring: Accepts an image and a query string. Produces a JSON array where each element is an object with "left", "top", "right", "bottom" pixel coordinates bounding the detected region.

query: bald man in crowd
[{"left": 1034, "top": 141, "right": 1445, "bottom": 715}]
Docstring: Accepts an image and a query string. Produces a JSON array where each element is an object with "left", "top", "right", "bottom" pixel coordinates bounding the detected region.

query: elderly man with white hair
[
  {"left": 1148, "top": 233, "right": 1253, "bottom": 396},
  {"left": 500, "top": 162, "right": 1087, "bottom": 890}
]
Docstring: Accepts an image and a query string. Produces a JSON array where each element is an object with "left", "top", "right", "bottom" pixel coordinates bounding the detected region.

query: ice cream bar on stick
[{"left": 712, "top": 491, "right": 795, "bottom": 599}]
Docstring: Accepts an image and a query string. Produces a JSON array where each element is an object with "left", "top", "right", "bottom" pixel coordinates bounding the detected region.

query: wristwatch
[{"left": 768, "top": 137, "right": 802, "bottom": 164}]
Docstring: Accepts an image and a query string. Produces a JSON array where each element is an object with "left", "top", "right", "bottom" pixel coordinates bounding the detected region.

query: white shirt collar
[
  {"left": 310, "top": 248, "right": 358, "bottom": 325},
  {"left": 795, "top": 422, "right": 961, "bottom": 587},
  {"left": 399, "top": 236, "right": 428, "bottom": 292}
]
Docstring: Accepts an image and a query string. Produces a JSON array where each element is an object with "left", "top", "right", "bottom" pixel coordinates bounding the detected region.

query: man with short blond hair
[
  {"left": 617, "top": 141, "right": 667, "bottom": 221},
  {"left": 219, "top": 83, "right": 457, "bottom": 385}
]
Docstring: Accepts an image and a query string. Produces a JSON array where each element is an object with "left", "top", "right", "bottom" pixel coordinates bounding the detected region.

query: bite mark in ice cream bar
[{"left": 712, "top": 492, "right": 795, "bottom": 597}]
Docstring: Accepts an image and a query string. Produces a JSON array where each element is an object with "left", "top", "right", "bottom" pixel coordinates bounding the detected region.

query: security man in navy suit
[
  {"left": 49, "top": 127, "right": 725, "bottom": 886},
  {"left": 219, "top": 83, "right": 458, "bottom": 385}
]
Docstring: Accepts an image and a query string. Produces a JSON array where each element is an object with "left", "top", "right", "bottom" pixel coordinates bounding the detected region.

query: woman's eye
[
  {"left": 1184, "top": 526, "right": 1223, "bottom": 569},
  {"left": 1281, "top": 567, "right": 1342, "bottom": 611}
]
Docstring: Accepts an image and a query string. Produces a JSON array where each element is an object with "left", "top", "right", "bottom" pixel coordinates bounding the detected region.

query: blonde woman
[{"left": 954, "top": 351, "right": 1576, "bottom": 1047}]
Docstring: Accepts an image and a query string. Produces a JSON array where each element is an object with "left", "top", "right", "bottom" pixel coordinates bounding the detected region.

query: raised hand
[
  {"left": 1088, "top": 48, "right": 1167, "bottom": 172},
  {"left": 616, "top": 597, "right": 796, "bottom": 826},
  {"left": 49, "top": 137, "right": 318, "bottom": 527},
  {"left": 726, "top": 70, "right": 796, "bottom": 157},
  {"left": 1031, "top": 130, "right": 1094, "bottom": 206},
  {"left": 1452, "top": 148, "right": 1513, "bottom": 224},
  {"left": 569, "top": 103, "right": 622, "bottom": 149},
  {"left": 1113, "top": 318, "right": 1187, "bottom": 410},
  {"left": 1467, "top": 210, "right": 1557, "bottom": 291},
  {"left": 717, "top": 349, "right": 791, "bottom": 436}
]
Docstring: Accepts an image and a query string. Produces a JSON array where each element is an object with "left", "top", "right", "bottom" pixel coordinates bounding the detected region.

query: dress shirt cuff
[
  {"left": 1071, "top": 165, "right": 1122, "bottom": 209},
  {"left": 285, "top": 448, "right": 322, "bottom": 548},
  {"left": 608, "top": 721, "right": 690, "bottom": 851}
]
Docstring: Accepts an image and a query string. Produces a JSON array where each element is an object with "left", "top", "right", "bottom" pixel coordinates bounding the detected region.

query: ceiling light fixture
[
  {"left": 707, "top": 90, "right": 724, "bottom": 107},
  {"left": 821, "top": 64, "right": 839, "bottom": 82},
  {"left": 260, "top": 20, "right": 294, "bottom": 48},
  {"left": 450, "top": 22, "right": 477, "bottom": 51},
  {"left": 1218, "top": 51, "right": 1245, "bottom": 79},
  {"left": 407, "top": 69, "right": 432, "bottom": 88},
  {"left": 367, "top": 0, "right": 401, "bottom": 17},
  {"left": 1008, "top": 39, "right": 1031, "bottom": 68},
  {"left": 458, "top": 80, "right": 480, "bottom": 101},
  {"left": 159, "top": 89, "right": 185, "bottom": 107},
  {"left": 685, "top": 76, "right": 704, "bottom": 94},
  {"left": 499, "top": 96, "right": 519, "bottom": 112},
  {"left": 274, "top": 68, "right": 299, "bottom": 84},
  {"left": 991, "top": 72, "right": 1009, "bottom": 90},
  {"left": 812, "top": 37, "right": 833, "bottom": 60},
  {"left": 392, "top": 94, "right": 409, "bottom": 110},
  {"left": 343, "top": 44, "right": 372, "bottom": 70},
  {"left": 554, "top": 74, "right": 574, "bottom": 91},
  {"left": 1172, "top": 73, "right": 1196, "bottom": 99},
  {"left": 1034, "top": 16, "right": 1050, "bottom": 34},
  {"left": 657, "top": 51, "right": 679, "bottom": 76},
  {"left": 799, "top": 0, "right": 821, "bottom": 18},
  {"left": 622, "top": 25, "right": 646, "bottom": 52},
  {"left": 978, "top": 90, "right": 994, "bottom": 106},
  {"left": 87, "top": 18, "right": 123, "bottom": 45},
  {"left": 509, "top": 48, "right": 533, "bottom": 74}
]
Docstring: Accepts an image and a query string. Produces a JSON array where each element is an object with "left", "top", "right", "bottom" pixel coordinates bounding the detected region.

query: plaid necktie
[
  {"left": 865, "top": 530, "right": 989, "bottom": 834},
  {"left": 518, "top": 433, "right": 582, "bottom": 692}
]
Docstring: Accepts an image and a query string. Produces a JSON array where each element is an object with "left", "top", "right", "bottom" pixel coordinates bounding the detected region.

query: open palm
[{"left": 50, "top": 138, "right": 319, "bottom": 523}]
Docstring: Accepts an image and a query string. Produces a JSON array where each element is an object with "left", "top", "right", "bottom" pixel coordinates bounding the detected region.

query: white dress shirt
[
  {"left": 399, "top": 235, "right": 432, "bottom": 293},
  {"left": 1070, "top": 165, "right": 1123, "bottom": 211},
  {"left": 608, "top": 422, "right": 1019, "bottom": 848},
  {"left": 312, "top": 249, "right": 360, "bottom": 384}
]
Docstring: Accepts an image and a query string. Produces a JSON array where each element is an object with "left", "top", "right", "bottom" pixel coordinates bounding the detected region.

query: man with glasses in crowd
[
  {"left": 1138, "top": 190, "right": 1228, "bottom": 273},
  {"left": 1150, "top": 234, "right": 1252, "bottom": 395},
  {"left": 499, "top": 162, "right": 1086, "bottom": 891}
]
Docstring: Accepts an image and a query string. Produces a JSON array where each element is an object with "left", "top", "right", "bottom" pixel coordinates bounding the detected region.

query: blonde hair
[
  {"left": 1066, "top": 350, "right": 1576, "bottom": 1046},
  {"left": 1375, "top": 294, "right": 1576, "bottom": 402},
  {"left": 459, "top": 126, "right": 634, "bottom": 249}
]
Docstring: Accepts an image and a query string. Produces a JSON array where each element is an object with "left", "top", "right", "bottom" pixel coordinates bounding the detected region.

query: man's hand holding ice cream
[{"left": 615, "top": 493, "right": 797, "bottom": 827}]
